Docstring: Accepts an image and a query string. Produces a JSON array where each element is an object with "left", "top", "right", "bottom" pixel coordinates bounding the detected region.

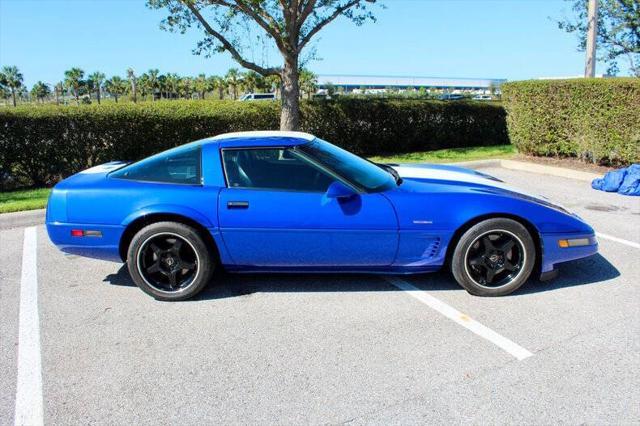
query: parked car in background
[
  {"left": 472, "top": 94, "right": 493, "bottom": 101},
  {"left": 439, "top": 94, "right": 465, "bottom": 101},
  {"left": 46, "top": 131, "right": 598, "bottom": 301},
  {"left": 239, "top": 93, "right": 276, "bottom": 101}
]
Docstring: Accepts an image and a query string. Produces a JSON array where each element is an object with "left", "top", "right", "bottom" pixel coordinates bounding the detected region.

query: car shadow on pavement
[
  {"left": 103, "top": 253, "right": 619, "bottom": 300},
  {"left": 103, "top": 266, "right": 137, "bottom": 287},
  {"left": 519, "top": 253, "right": 620, "bottom": 296}
]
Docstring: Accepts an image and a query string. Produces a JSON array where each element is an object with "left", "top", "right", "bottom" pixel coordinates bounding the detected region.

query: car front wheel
[
  {"left": 127, "top": 222, "right": 214, "bottom": 301},
  {"left": 451, "top": 218, "right": 536, "bottom": 296}
]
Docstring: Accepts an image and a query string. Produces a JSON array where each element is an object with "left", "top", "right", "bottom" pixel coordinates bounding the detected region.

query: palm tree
[
  {"left": 165, "top": 73, "right": 180, "bottom": 99},
  {"left": 299, "top": 69, "right": 318, "bottom": 99},
  {"left": 180, "top": 77, "right": 194, "bottom": 99},
  {"left": 0, "top": 66, "right": 24, "bottom": 107},
  {"left": 105, "top": 76, "right": 127, "bottom": 103},
  {"left": 208, "top": 75, "right": 225, "bottom": 99},
  {"left": 0, "top": 85, "right": 10, "bottom": 106},
  {"left": 126, "top": 68, "right": 137, "bottom": 103},
  {"left": 64, "top": 67, "right": 85, "bottom": 105},
  {"left": 147, "top": 69, "right": 160, "bottom": 101},
  {"left": 157, "top": 74, "right": 167, "bottom": 99},
  {"left": 242, "top": 70, "right": 261, "bottom": 94},
  {"left": 18, "top": 86, "right": 29, "bottom": 104},
  {"left": 88, "top": 71, "right": 106, "bottom": 104},
  {"left": 225, "top": 68, "right": 242, "bottom": 100},
  {"left": 54, "top": 82, "right": 64, "bottom": 105},
  {"left": 138, "top": 73, "right": 151, "bottom": 101},
  {"left": 30, "top": 81, "right": 51, "bottom": 103},
  {"left": 194, "top": 73, "right": 208, "bottom": 99}
]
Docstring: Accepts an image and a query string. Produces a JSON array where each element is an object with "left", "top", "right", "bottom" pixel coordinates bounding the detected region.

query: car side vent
[{"left": 427, "top": 238, "right": 441, "bottom": 258}]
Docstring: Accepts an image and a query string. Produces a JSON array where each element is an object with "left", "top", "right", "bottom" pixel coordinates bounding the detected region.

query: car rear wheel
[
  {"left": 451, "top": 218, "right": 536, "bottom": 296},
  {"left": 127, "top": 222, "right": 214, "bottom": 301}
]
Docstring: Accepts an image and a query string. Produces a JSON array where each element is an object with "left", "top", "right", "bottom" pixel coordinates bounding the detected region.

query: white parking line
[
  {"left": 596, "top": 232, "right": 640, "bottom": 249},
  {"left": 385, "top": 276, "right": 533, "bottom": 361},
  {"left": 14, "top": 227, "right": 43, "bottom": 426}
]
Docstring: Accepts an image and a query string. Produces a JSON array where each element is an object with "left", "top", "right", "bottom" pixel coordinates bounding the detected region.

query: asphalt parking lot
[{"left": 1, "top": 167, "right": 639, "bottom": 425}]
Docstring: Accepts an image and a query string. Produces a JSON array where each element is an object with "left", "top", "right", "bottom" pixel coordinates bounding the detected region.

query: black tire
[
  {"left": 451, "top": 218, "right": 536, "bottom": 296},
  {"left": 126, "top": 221, "right": 214, "bottom": 301}
]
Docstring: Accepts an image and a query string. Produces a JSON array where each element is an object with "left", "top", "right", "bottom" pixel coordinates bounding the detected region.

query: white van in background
[
  {"left": 472, "top": 94, "right": 493, "bottom": 101},
  {"left": 239, "top": 93, "right": 277, "bottom": 101}
]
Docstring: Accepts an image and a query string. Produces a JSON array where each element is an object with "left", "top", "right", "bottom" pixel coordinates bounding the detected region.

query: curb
[
  {"left": 446, "top": 159, "right": 502, "bottom": 169},
  {"left": 450, "top": 159, "right": 600, "bottom": 183},
  {"left": 0, "top": 209, "right": 46, "bottom": 230},
  {"left": 499, "top": 160, "right": 600, "bottom": 182}
]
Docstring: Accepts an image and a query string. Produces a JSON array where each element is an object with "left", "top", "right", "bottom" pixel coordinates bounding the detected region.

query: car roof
[{"left": 203, "top": 131, "right": 316, "bottom": 148}]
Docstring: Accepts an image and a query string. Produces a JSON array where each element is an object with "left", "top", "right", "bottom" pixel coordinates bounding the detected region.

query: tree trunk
[
  {"left": 55, "top": 88, "right": 59, "bottom": 105},
  {"left": 11, "top": 88, "right": 16, "bottom": 107},
  {"left": 280, "top": 58, "right": 300, "bottom": 131},
  {"left": 75, "top": 90, "right": 79, "bottom": 106},
  {"left": 132, "top": 82, "right": 137, "bottom": 103},
  {"left": 97, "top": 87, "right": 101, "bottom": 104},
  {"left": 115, "top": 94, "right": 118, "bottom": 103},
  {"left": 218, "top": 87, "right": 224, "bottom": 99}
]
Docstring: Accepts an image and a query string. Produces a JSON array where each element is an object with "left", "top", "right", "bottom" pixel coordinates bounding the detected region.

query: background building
[{"left": 316, "top": 74, "right": 507, "bottom": 95}]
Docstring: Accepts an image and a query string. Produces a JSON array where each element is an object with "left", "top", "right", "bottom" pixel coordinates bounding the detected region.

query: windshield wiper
[{"left": 376, "top": 163, "right": 403, "bottom": 186}]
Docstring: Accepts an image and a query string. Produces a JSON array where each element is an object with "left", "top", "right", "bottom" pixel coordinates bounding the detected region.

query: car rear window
[{"left": 110, "top": 145, "right": 201, "bottom": 185}]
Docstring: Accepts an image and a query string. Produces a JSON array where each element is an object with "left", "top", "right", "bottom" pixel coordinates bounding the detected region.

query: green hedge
[
  {"left": 502, "top": 78, "right": 640, "bottom": 166},
  {"left": 0, "top": 99, "right": 507, "bottom": 189}
]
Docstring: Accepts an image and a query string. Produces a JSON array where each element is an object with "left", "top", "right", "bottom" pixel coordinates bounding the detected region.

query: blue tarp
[{"left": 592, "top": 164, "right": 640, "bottom": 196}]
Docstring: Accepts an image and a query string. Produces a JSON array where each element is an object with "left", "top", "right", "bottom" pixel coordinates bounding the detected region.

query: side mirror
[{"left": 326, "top": 181, "right": 357, "bottom": 199}]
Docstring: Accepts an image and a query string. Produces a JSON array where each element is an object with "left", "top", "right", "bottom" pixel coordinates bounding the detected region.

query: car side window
[
  {"left": 222, "top": 148, "right": 334, "bottom": 192},
  {"left": 110, "top": 146, "right": 201, "bottom": 184}
]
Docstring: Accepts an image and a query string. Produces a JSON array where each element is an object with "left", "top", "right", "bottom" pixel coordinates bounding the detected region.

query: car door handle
[{"left": 227, "top": 201, "right": 249, "bottom": 209}]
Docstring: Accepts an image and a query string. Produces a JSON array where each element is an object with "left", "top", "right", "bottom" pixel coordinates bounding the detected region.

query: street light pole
[{"left": 584, "top": 0, "right": 598, "bottom": 77}]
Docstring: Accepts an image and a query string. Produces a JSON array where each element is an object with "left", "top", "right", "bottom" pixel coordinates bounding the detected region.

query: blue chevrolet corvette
[{"left": 46, "top": 131, "right": 598, "bottom": 300}]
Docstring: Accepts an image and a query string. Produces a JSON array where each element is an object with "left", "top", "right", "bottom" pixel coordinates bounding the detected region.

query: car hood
[{"left": 390, "top": 163, "right": 571, "bottom": 213}]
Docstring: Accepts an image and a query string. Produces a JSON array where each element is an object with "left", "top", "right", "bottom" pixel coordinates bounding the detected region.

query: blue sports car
[{"left": 46, "top": 131, "right": 598, "bottom": 301}]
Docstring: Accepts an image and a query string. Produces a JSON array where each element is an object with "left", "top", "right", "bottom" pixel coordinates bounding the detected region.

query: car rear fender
[
  {"left": 118, "top": 204, "right": 231, "bottom": 264},
  {"left": 121, "top": 204, "right": 216, "bottom": 228}
]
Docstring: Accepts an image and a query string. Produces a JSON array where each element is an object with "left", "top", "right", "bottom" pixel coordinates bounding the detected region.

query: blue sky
[{"left": 0, "top": 0, "right": 618, "bottom": 87}]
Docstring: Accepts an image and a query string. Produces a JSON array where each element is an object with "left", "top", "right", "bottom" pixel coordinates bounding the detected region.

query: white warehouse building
[{"left": 316, "top": 74, "right": 506, "bottom": 94}]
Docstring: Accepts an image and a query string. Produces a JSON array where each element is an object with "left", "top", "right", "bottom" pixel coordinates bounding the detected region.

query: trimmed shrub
[
  {"left": 301, "top": 98, "right": 507, "bottom": 156},
  {"left": 0, "top": 99, "right": 507, "bottom": 189},
  {"left": 502, "top": 78, "right": 640, "bottom": 166}
]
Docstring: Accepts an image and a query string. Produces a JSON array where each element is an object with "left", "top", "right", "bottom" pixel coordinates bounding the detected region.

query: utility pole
[{"left": 584, "top": 0, "right": 598, "bottom": 77}]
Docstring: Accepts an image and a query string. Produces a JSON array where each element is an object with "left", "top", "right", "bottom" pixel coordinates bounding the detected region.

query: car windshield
[{"left": 297, "top": 139, "right": 396, "bottom": 192}]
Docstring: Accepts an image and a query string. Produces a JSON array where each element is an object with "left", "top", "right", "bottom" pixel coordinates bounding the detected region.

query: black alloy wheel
[
  {"left": 127, "top": 222, "right": 215, "bottom": 301},
  {"left": 464, "top": 230, "right": 525, "bottom": 288},
  {"left": 451, "top": 218, "right": 536, "bottom": 296},
  {"left": 138, "top": 233, "right": 199, "bottom": 292}
]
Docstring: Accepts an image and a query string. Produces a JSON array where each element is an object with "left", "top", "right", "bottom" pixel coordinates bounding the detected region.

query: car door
[{"left": 217, "top": 147, "right": 398, "bottom": 267}]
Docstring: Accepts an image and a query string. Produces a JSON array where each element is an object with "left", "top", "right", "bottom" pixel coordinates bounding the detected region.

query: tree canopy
[
  {"left": 0, "top": 65, "right": 25, "bottom": 107},
  {"left": 558, "top": 0, "right": 640, "bottom": 76},
  {"left": 147, "top": 0, "right": 379, "bottom": 129}
]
